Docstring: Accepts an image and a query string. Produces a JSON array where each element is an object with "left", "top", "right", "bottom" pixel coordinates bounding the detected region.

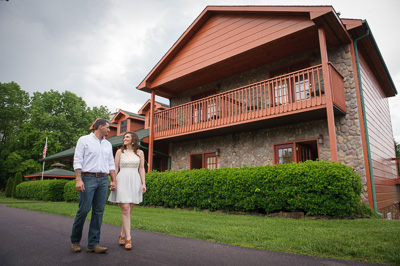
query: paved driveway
[{"left": 0, "top": 204, "right": 385, "bottom": 266}]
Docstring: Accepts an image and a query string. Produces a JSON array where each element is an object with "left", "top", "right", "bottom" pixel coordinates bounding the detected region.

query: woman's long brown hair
[{"left": 121, "top": 131, "right": 139, "bottom": 155}]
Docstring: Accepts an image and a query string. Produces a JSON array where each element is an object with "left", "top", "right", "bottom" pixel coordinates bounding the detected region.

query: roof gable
[
  {"left": 137, "top": 5, "right": 350, "bottom": 98},
  {"left": 151, "top": 13, "right": 313, "bottom": 88},
  {"left": 111, "top": 109, "right": 145, "bottom": 123},
  {"left": 138, "top": 100, "right": 170, "bottom": 115}
]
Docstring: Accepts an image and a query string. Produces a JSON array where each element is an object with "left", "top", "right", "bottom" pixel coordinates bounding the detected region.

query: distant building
[{"left": 24, "top": 163, "right": 75, "bottom": 181}]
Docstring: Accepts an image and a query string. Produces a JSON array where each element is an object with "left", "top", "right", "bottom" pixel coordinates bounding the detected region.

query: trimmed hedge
[
  {"left": 64, "top": 179, "right": 112, "bottom": 202},
  {"left": 64, "top": 180, "right": 79, "bottom": 202},
  {"left": 16, "top": 179, "right": 69, "bottom": 201},
  {"left": 142, "top": 160, "right": 363, "bottom": 217}
]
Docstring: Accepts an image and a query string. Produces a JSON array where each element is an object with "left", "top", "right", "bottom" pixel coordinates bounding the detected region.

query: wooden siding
[
  {"left": 359, "top": 54, "right": 399, "bottom": 209},
  {"left": 153, "top": 63, "right": 345, "bottom": 140},
  {"left": 129, "top": 120, "right": 145, "bottom": 132},
  {"left": 151, "top": 14, "right": 314, "bottom": 88}
]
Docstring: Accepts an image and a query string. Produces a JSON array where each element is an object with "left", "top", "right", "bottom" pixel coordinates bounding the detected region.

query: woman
[{"left": 108, "top": 131, "right": 146, "bottom": 250}]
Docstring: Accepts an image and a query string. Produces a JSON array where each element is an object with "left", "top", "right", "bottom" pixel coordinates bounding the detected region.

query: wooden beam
[
  {"left": 318, "top": 27, "right": 338, "bottom": 162},
  {"left": 148, "top": 90, "right": 156, "bottom": 172}
]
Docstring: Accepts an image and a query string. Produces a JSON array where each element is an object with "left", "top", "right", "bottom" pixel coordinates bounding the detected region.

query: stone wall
[
  {"left": 328, "top": 45, "right": 367, "bottom": 203},
  {"left": 171, "top": 119, "right": 330, "bottom": 170}
]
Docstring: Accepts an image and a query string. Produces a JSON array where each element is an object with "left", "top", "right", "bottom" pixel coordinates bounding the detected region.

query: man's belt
[{"left": 82, "top": 172, "right": 108, "bottom": 177}]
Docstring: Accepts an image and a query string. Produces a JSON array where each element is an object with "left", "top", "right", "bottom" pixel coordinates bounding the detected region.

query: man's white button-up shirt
[{"left": 73, "top": 132, "right": 115, "bottom": 173}]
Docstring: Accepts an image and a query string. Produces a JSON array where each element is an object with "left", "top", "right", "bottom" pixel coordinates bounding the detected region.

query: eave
[{"left": 344, "top": 20, "right": 397, "bottom": 97}]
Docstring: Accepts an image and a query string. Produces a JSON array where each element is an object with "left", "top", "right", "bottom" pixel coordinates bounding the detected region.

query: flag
[{"left": 42, "top": 137, "right": 48, "bottom": 159}]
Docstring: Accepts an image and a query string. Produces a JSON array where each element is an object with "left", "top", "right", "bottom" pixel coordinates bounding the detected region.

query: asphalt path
[{"left": 0, "top": 204, "right": 386, "bottom": 266}]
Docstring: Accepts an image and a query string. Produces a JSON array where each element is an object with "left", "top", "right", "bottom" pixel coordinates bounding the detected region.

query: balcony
[{"left": 153, "top": 63, "right": 346, "bottom": 140}]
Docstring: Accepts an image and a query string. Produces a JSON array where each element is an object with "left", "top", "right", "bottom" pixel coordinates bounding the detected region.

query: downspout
[
  {"left": 139, "top": 141, "right": 171, "bottom": 171},
  {"left": 353, "top": 29, "right": 382, "bottom": 216}
]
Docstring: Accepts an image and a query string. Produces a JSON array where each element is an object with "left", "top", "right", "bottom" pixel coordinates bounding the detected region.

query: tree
[
  {"left": 5, "top": 176, "right": 14, "bottom": 197},
  {"left": 12, "top": 172, "right": 23, "bottom": 197},
  {"left": 0, "top": 82, "right": 30, "bottom": 188},
  {"left": 0, "top": 82, "right": 30, "bottom": 146},
  {"left": 0, "top": 86, "right": 110, "bottom": 188},
  {"left": 395, "top": 140, "right": 400, "bottom": 158},
  {"left": 5, "top": 90, "right": 110, "bottom": 176}
]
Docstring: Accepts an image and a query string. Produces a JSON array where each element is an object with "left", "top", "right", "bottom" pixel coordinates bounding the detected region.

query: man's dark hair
[{"left": 93, "top": 119, "right": 108, "bottom": 130}]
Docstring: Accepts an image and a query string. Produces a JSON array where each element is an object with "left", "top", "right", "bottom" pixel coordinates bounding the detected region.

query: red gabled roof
[
  {"left": 110, "top": 109, "right": 145, "bottom": 124},
  {"left": 137, "top": 5, "right": 350, "bottom": 98},
  {"left": 137, "top": 100, "right": 170, "bottom": 115}
]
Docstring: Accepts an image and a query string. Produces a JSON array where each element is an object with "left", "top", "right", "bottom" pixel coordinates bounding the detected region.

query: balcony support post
[
  {"left": 148, "top": 90, "right": 155, "bottom": 172},
  {"left": 318, "top": 27, "right": 338, "bottom": 162}
]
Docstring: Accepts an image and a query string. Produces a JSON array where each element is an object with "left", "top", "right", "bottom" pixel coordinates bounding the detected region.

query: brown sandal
[
  {"left": 125, "top": 238, "right": 132, "bottom": 250},
  {"left": 119, "top": 233, "right": 125, "bottom": 246}
]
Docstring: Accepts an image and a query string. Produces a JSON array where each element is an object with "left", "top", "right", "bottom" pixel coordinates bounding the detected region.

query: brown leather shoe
[
  {"left": 86, "top": 245, "right": 108, "bottom": 253},
  {"left": 71, "top": 244, "right": 81, "bottom": 253}
]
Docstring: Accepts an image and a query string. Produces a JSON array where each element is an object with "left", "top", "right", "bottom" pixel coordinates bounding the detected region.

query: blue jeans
[{"left": 70, "top": 175, "right": 109, "bottom": 248}]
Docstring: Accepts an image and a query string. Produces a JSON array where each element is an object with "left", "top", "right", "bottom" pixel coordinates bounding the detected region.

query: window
[
  {"left": 191, "top": 89, "right": 217, "bottom": 124},
  {"left": 120, "top": 120, "right": 127, "bottom": 133},
  {"left": 270, "top": 60, "right": 310, "bottom": 105},
  {"left": 190, "top": 152, "right": 217, "bottom": 170},
  {"left": 274, "top": 140, "right": 318, "bottom": 164},
  {"left": 275, "top": 143, "right": 294, "bottom": 164}
]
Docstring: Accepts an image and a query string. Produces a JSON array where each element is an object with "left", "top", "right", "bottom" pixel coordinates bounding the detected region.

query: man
[{"left": 70, "top": 119, "right": 116, "bottom": 253}]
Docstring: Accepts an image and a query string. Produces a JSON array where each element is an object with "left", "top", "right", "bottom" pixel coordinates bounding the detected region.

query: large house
[{"left": 137, "top": 6, "right": 399, "bottom": 217}]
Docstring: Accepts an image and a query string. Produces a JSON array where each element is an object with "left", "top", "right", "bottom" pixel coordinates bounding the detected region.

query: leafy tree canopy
[
  {"left": 0, "top": 84, "right": 110, "bottom": 187},
  {"left": 0, "top": 82, "right": 30, "bottom": 145}
]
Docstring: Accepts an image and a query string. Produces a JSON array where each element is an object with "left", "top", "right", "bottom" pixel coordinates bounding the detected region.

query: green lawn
[{"left": 1, "top": 195, "right": 399, "bottom": 265}]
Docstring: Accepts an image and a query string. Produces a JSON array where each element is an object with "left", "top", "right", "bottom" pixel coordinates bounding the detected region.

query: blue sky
[{"left": 1, "top": 0, "right": 399, "bottom": 141}]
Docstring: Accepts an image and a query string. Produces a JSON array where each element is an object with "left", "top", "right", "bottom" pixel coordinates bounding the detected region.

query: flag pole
[{"left": 41, "top": 137, "right": 48, "bottom": 181}]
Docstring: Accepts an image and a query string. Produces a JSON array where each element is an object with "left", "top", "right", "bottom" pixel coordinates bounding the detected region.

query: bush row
[
  {"left": 13, "top": 161, "right": 363, "bottom": 217},
  {"left": 16, "top": 179, "right": 111, "bottom": 202},
  {"left": 16, "top": 179, "right": 69, "bottom": 201},
  {"left": 143, "top": 160, "right": 363, "bottom": 217},
  {"left": 64, "top": 180, "right": 79, "bottom": 202}
]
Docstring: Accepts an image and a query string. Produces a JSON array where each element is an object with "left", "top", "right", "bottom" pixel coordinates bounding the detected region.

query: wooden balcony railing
[{"left": 154, "top": 63, "right": 345, "bottom": 139}]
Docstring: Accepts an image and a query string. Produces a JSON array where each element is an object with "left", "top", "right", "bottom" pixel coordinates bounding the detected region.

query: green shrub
[
  {"left": 5, "top": 177, "right": 14, "bottom": 197},
  {"left": 354, "top": 202, "right": 379, "bottom": 217},
  {"left": 16, "top": 179, "right": 69, "bottom": 201},
  {"left": 64, "top": 180, "right": 79, "bottom": 202},
  {"left": 12, "top": 172, "right": 23, "bottom": 198},
  {"left": 64, "top": 177, "right": 113, "bottom": 202},
  {"left": 142, "top": 161, "right": 362, "bottom": 217}
]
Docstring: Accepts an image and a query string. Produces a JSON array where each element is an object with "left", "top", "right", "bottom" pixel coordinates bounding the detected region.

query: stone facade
[
  {"left": 328, "top": 45, "right": 368, "bottom": 202},
  {"left": 170, "top": 119, "right": 330, "bottom": 170},
  {"left": 169, "top": 44, "right": 368, "bottom": 202}
]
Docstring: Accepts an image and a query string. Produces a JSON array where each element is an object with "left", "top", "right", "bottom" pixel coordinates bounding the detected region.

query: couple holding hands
[{"left": 70, "top": 119, "right": 146, "bottom": 253}]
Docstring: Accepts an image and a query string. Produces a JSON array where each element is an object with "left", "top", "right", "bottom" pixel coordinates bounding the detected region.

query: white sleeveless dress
[{"left": 108, "top": 151, "right": 143, "bottom": 204}]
